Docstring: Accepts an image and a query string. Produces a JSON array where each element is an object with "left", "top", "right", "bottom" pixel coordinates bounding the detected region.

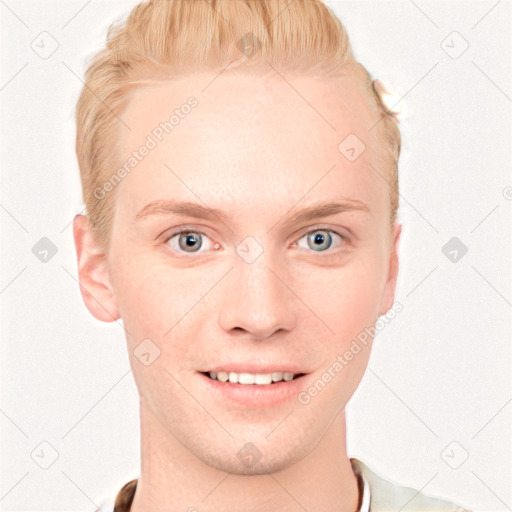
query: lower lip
[{"left": 197, "top": 372, "right": 308, "bottom": 408}]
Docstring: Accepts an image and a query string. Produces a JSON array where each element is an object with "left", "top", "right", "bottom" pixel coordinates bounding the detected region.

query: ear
[
  {"left": 72, "top": 214, "right": 120, "bottom": 322},
  {"left": 379, "top": 222, "right": 402, "bottom": 316}
]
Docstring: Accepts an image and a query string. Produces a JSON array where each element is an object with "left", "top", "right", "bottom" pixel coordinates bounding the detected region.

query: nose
[{"left": 218, "top": 253, "right": 297, "bottom": 340}]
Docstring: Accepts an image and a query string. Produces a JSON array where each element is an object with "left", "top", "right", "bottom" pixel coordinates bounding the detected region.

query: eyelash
[{"left": 162, "top": 225, "right": 350, "bottom": 256}]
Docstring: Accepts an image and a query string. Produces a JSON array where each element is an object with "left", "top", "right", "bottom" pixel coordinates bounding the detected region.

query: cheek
[
  {"left": 297, "top": 255, "right": 385, "bottom": 342},
  {"left": 110, "top": 231, "right": 387, "bottom": 343},
  {"left": 109, "top": 251, "right": 215, "bottom": 347},
  {"left": 298, "top": 260, "right": 381, "bottom": 408},
  {"left": 108, "top": 252, "right": 173, "bottom": 335}
]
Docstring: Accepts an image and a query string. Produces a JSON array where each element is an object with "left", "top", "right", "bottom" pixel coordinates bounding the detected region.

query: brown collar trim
[
  {"left": 113, "top": 478, "right": 137, "bottom": 512},
  {"left": 112, "top": 469, "right": 364, "bottom": 512}
]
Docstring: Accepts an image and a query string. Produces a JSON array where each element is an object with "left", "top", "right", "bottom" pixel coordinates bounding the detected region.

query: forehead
[{"left": 115, "top": 71, "right": 387, "bottom": 222}]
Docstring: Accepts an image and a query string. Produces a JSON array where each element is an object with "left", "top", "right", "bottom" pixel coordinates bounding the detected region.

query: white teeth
[
  {"left": 255, "top": 373, "right": 273, "bottom": 385},
  {"left": 238, "top": 373, "right": 255, "bottom": 384},
  {"left": 217, "top": 371, "right": 229, "bottom": 382},
  {"left": 206, "top": 371, "right": 297, "bottom": 385},
  {"left": 271, "top": 372, "right": 283, "bottom": 382}
]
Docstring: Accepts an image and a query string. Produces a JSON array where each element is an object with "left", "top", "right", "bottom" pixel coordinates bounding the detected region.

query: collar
[
  {"left": 360, "top": 471, "right": 371, "bottom": 512},
  {"left": 113, "top": 469, "right": 371, "bottom": 512}
]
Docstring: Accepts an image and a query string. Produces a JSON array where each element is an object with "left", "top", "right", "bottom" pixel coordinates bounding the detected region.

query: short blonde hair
[{"left": 75, "top": 0, "right": 401, "bottom": 252}]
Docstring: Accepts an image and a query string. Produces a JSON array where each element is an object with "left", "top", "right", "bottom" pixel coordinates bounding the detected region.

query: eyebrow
[{"left": 134, "top": 198, "right": 370, "bottom": 226}]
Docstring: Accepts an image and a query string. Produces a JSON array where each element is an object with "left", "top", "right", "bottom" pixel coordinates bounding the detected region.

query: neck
[{"left": 130, "top": 401, "right": 360, "bottom": 512}]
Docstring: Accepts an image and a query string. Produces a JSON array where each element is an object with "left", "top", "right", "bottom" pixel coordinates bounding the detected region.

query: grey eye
[
  {"left": 167, "top": 231, "right": 212, "bottom": 253},
  {"left": 179, "top": 232, "right": 202, "bottom": 252},
  {"left": 296, "top": 229, "right": 343, "bottom": 252}
]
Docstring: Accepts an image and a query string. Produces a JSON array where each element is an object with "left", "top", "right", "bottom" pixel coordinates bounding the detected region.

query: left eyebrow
[{"left": 278, "top": 199, "right": 370, "bottom": 227}]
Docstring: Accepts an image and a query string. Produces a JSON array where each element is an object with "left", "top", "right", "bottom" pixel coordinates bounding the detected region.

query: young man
[{"left": 72, "top": 0, "right": 473, "bottom": 510}]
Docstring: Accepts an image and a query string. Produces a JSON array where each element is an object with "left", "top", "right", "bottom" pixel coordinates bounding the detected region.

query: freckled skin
[{"left": 74, "top": 72, "right": 401, "bottom": 512}]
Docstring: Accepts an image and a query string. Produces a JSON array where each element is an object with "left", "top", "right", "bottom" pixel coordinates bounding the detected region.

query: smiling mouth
[{"left": 201, "top": 371, "right": 306, "bottom": 385}]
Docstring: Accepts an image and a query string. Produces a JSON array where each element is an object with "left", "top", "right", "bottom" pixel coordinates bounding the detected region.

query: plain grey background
[{"left": 1, "top": 0, "right": 511, "bottom": 510}]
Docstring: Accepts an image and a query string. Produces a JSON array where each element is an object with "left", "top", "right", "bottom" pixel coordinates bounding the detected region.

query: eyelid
[
  {"left": 163, "top": 226, "right": 215, "bottom": 246},
  {"left": 290, "top": 225, "right": 350, "bottom": 254},
  {"left": 162, "top": 224, "right": 350, "bottom": 241},
  {"left": 294, "top": 224, "right": 351, "bottom": 241},
  {"left": 161, "top": 226, "right": 218, "bottom": 259},
  {"left": 162, "top": 225, "right": 213, "bottom": 241},
  {"left": 161, "top": 224, "right": 351, "bottom": 255}
]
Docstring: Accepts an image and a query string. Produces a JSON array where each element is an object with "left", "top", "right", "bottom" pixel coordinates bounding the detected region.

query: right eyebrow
[{"left": 135, "top": 200, "right": 231, "bottom": 223}]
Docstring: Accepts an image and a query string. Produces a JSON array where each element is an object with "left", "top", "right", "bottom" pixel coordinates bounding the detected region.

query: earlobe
[
  {"left": 72, "top": 214, "right": 120, "bottom": 323},
  {"left": 379, "top": 222, "right": 402, "bottom": 317}
]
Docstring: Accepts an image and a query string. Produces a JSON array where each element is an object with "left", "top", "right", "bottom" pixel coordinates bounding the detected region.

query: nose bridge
[{"left": 218, "top": 238, "right": 297, "bottom": 338}]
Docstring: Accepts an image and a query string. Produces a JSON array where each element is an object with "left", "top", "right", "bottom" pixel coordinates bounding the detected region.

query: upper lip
[{"left": 200, "top": 363, "right": 308, "bottom": 375}]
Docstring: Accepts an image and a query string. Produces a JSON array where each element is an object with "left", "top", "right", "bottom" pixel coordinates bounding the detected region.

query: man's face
[{"left": 101, "top": 72, "right": 400, "bottom": 473}]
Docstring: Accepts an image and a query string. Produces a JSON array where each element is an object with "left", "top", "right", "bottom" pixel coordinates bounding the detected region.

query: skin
[{"left": 74, "top": 71, "right": 401, "bottom": 512}]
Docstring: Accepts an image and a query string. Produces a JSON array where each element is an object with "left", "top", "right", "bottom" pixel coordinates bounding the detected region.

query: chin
[
  {"left": 192, "top": 436, "right": 308, "bottom": 476},
  {"left": 207, "top": 453, "right": 295, "bottom": 476}
]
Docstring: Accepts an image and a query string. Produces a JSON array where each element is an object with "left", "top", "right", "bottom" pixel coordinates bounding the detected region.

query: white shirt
[{"left": 95, "top": 457, "right": 472, "bottom": 511}]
